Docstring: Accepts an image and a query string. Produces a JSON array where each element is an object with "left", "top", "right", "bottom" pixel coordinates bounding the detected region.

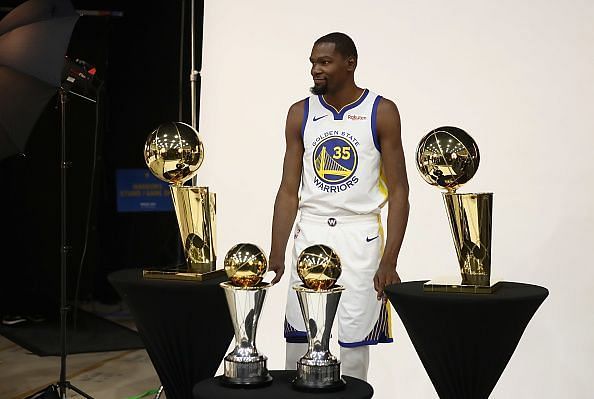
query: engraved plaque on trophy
[
  {"left": 220, "top": 243, "right": 272, "bottom": 386},
  {"left": 142, "top": 121, "right": 224, "bottom": 280},
  {"left": 416, "top": 126, "right": 499, "bottom": 293},
  {"left": 292, "top": 244, "right": 346, "bottom": 391}
]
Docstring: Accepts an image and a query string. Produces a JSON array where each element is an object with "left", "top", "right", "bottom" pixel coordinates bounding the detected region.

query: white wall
[{"left": 198, "top": 1, "right": 594, "bottom": 397}]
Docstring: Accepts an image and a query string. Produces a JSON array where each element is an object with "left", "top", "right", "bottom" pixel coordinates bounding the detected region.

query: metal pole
[
  {"left": 176, "top": 0, "right": 187, "bottom": 265},
  {"left": 59, "top": 89, "right": 69, "bottom": 399},
  {"left": 190, "top": 0, "right": 200, "bottom": 187},
  {"left": 56, "top": 89, "right": 94, "bottom": 399},
  {"left": 178, "top": 0, "right": 186, "bottom": 122},
  {"left": 190, "top": 0, "right": 198, "bottom": 130}
]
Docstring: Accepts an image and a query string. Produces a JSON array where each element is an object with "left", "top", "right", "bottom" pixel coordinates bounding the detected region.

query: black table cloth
[
  {"left": 109, "top": 268, "right": 234, "bottom": 399},
  {"left": 193, "top": 370, "right": 374, "bottom": 399},
  {"left": 385, "top": 281, "right": 548, "bottom": 399}
]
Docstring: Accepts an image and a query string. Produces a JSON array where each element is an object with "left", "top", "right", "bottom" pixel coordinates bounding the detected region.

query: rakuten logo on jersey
[{"left": 347, "top": 114, "right": 367, "bottom": 120}]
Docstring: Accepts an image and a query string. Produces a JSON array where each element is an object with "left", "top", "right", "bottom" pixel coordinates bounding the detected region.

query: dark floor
[{"left": 0, "top": 302, "right": 163, "bottom": 399}]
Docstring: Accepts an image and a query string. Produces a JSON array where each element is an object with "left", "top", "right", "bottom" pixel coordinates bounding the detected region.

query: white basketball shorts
[{"left": 284, "top": 213, "right": 393, "bottom": 347}]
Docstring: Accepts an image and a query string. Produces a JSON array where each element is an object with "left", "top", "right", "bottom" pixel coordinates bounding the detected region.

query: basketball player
[{"left": 269, "top": 32, "right": 409, "bottom": 381}]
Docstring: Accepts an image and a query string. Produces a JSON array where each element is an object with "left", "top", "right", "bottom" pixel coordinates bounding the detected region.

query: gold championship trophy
[
  {"left": 292, "top": 245, "right": 346, "bottom": 391},
  {"left": 142, "top": 121, "right": 224, "bottom": 280},
  {"left": 220, "top": 243, "right": 273, "bottom": 386},
  {"left": 416, "top": 126, "right": 499, "bottom": 293}
]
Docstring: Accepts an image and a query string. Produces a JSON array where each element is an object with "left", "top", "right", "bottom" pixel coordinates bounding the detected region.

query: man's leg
[
  {"left": 285, "top": 342, "right": 308, "bottom": 370},
  {"left": 340, "top": 345, "right": 370, "bottom": 381}
]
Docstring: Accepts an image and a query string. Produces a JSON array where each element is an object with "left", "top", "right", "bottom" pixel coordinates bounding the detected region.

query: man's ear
[{"left": 346, "top": 56, "right": 357, "bottom": 72}]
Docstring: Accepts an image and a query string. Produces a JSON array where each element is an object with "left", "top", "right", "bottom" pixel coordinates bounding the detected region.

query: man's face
[{"left": 309, "top": 42, "right": 352, "bottom": 95}]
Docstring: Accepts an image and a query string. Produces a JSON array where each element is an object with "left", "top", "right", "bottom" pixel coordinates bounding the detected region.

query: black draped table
[
  {"left": 384, "top": 281, "right": 548, "bottom": 399},
  {"left": 193, "top": 370, "right": 374, "bottom": 399},
  {"left": 108, "top": 268, "right": 234, "bottom": 399}
]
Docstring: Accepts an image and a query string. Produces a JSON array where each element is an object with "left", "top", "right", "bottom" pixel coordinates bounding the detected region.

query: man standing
[{"left": 269, "top": 32, "right": 409, "bottom": 381}]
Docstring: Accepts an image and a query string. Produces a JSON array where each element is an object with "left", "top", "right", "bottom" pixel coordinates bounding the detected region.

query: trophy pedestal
[
  {"left": 143, "top": 266, "right": 226, "bottom": 281},
  {"left": 423, "top": 278, "right": 501, "bottom": 294},
  {"left": 221, "top": 356, "right": 272, "bottom": 387},
  {"left": 293, "top": 362, "right": 346, "bottom": 392}
]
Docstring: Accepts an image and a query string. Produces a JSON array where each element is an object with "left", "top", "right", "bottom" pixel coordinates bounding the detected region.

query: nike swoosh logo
[
  {"left": 366, "top": 235, "right": 379, "bottom": 242},
  {"left": 313, "top": 115, "right": 328, "bottom": 121}
]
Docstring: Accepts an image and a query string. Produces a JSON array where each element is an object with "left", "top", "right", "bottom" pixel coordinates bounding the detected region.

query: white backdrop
[{"left": 198, "top": 1, "right": 594, "bottom": 397}]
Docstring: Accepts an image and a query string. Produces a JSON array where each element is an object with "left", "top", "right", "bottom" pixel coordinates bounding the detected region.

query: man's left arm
[{"left": 373, "top": 98, "right": 410, "bottom": 299}]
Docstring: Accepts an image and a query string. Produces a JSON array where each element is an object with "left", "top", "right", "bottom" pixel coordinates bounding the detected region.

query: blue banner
[{"left": 116, "top": 169, "right": 173, "bottom": 212}]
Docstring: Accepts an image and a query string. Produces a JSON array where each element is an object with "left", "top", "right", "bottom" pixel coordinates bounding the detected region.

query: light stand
[
  {"left": 50, "top": 59, "right": 98, "bottom": 399},
  {"left": 25, "top": 90, "right": 90, "bottom": 399},
  {"left": 0, "top": 1, "right": 119, "bottom": 396}
]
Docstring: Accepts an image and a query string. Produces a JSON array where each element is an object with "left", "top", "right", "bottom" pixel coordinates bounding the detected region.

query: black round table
[
  {"left": 385, "top": 281, "right": 548, "bottom": 399},
  {"left": 108, "top": 268, "right": 234, "bottom": 399},
  {"left": 193, "top": 370, "right": 374, "bottom": 398}
]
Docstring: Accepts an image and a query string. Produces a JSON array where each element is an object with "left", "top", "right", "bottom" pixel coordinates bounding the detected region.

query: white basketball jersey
[{"left": 299, "top": 89, "right": 388, "bottom": 216}]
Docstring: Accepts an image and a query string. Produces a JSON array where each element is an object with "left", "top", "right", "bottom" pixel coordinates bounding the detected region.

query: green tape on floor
[{"left": 124, "top": 388, "right": 160, "bottom": 399}]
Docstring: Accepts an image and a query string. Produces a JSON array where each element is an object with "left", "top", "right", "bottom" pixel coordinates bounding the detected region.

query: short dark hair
[{"left": 314, "top": 32, "right": 358, "bottom": 60}]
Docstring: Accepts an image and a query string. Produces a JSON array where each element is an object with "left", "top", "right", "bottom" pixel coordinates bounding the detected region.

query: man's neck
[{"left": 323, "top": 85, "right": 364, "bottom": 111}]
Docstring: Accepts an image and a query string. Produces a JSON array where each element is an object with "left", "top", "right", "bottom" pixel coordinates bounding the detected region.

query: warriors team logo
[{"left": 313, "top": 136, "right": 358, "bottom": 185}]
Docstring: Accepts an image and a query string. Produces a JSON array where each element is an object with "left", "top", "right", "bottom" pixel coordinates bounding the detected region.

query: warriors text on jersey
[{"left": 299, "top": 89, "right": 387, "bottom": 216}]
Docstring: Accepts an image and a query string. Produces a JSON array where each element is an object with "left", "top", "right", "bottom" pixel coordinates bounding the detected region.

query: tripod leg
[{"left": 65, "top": 381, "right": 94, "bottom": 399}]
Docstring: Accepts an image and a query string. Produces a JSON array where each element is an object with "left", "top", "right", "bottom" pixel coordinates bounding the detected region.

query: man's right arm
[{"left": 269, "top": 100, "right": 305, "bottom": 284}]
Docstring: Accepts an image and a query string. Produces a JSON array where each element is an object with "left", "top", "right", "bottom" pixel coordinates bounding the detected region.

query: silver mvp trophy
[
  {"left": 220, "top": 243, "right": 272, "bottom": 386},
  {"left": 292, "top": 244, "right": 346, "bottom": 391}
]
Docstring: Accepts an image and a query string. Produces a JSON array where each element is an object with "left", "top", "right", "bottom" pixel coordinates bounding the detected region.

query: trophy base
[
  {"left": 423, "top": 279, "right": 501, "bottom": 294},
  {"left": 142, "top": 266, "right": 226, "bottom": 281},
  {"left": 292, "top": 363, "right": 346, "bottom": 392},
  {"left": 221, "top": 357, "right": 272, "bottom": 387},
  {"left": 220, "top": 374, "right": 273, "bottom": 388}
]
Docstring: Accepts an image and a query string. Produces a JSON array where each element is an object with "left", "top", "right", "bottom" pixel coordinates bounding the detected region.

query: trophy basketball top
[
  {"left": 415, "top": 126, "right": 480, "bottom": 192},
  {"left": 144, "top": 121, "right": 205, "bottom": 185},
  {"left": 224, "top": 243, "right": 268, "bottom": 288},
  {"left": 296, "top": 244, "right": 342, "bottom": 291}
]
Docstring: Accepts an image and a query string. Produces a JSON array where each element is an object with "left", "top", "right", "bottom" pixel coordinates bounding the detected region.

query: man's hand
[
  {"left": 269, "top": 256, "right": 285, "bottom": 285},
  {"left": 373, "top": 262, "right": 401, "bottom": 300}
]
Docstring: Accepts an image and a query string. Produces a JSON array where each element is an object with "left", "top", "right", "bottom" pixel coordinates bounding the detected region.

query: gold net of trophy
[
  {"left": 144, "top": 121, "right": 204, "bottom": 185},
  {"left": 415, "top": 126, "right": 480, "bottom": 192},
  {"left": 224, "top": 243, "right": 268, "bottom": 287},
  {"left": 297, "top": 245, "right": 341, "bottom": 291}
]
